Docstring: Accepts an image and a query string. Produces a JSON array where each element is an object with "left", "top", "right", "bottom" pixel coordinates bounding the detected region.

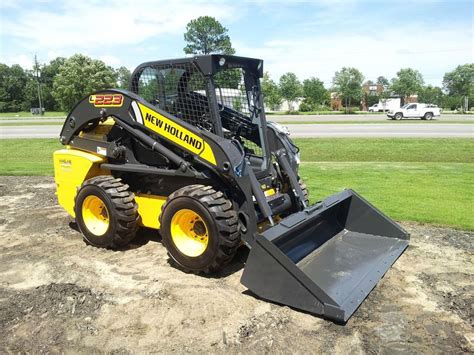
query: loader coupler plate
[{"left": 241, "top": 189, "right": 409, "bottom": 322}]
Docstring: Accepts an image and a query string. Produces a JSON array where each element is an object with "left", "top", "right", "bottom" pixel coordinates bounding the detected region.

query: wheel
[
  {"left": 74, "top": 176, "right": 139, "bottom": 248},
  {"left": 159, "top": 185, "right": 240, "bottom": 273},
  {"left": 394, "top": 112, "right": 403, "bottom": 120},
  {"left": 298, "top": 178, "right": 309, "bottom": 206},
  {"left": 423, "top": 112, "right": 433, "bottom": 120}
]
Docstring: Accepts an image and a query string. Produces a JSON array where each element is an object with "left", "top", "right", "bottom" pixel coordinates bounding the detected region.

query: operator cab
[{"left": 129, "top": 55, "right": 270, "bottom": 176}]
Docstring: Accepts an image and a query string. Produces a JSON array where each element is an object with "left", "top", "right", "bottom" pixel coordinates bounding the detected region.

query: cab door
[{"left": 405, "top": 104, "right": 418, "bottom": 117}]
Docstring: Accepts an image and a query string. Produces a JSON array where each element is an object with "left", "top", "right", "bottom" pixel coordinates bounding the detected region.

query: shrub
[
  {"left": 345, "top": 106, "right": 360, "bottom": 114},
  {"left": 299, "top": 100, "right": 313, "bottom": 112}
]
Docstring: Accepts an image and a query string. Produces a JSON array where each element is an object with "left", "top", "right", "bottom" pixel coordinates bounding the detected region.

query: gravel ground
[{"left": 0, "top": 176, "right": 472, "bottom": 353}]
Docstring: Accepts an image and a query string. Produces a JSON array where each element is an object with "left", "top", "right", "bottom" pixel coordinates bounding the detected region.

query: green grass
[
  {"left": 442, "top": 111, "right": 474, "bottom": 114},
  {"left": 0, "top": 111, "right": 67, "bottom": 118},
  {"left": 0, "top": 121, "right": 64, "bottom": 126},
  {"left": 0, "top": 139, "right": 61, "bottom": 176},
  {"left": 267, "top": 111, "right": 384, "bottom": 115},
  {"left": 300, "top": 162, "right": 473, "bottom": 230},
  {"left": 294, "top": 138, "right": 474, "bottom": 163},
  {"left": 0, "top": 138, "right": 472, "bottom": 230},
  {"left": 294, "top": 138, "right": 474, "bottom": 230}
]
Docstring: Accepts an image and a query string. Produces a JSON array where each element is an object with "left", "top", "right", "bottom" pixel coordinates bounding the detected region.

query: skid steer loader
[{"left": 54, "top": 55, "right": 409, "bottom": 322}]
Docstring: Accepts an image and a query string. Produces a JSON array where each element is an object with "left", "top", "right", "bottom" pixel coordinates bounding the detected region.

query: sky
[{"left": 1, "top": 0, "right": 473, "bottom": 87}]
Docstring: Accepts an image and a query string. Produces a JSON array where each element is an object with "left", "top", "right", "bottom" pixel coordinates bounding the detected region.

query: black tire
[
  {"left": 159, "top": 185, "right": 240, "bottom": 274},
  {"left": 299, "top": 179, "right": 309, "bottom": 206},
  {"left": 423, "top": 112, "right": 433, "bottom": 120},
  {"left": 394, "top": 112, "right": 403, "bottom": 120},
  {"left": 75, "top": 176, "right": 139, "bottom": 249}
]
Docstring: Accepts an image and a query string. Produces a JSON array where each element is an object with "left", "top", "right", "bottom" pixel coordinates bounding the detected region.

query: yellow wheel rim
[
  {"left": 170, "top": 209, "right": 209, "bottom": 257},
  {"left": 82, "top": 195, "right": 109, "bottom": 236}
]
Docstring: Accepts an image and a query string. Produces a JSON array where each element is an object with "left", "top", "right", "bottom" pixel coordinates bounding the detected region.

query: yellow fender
[
  {"left": 54, "top": 148, "right": 167, "bottom": 230},
  {"left": 53, "top": 149, "right": 109, "bottom": 217}
]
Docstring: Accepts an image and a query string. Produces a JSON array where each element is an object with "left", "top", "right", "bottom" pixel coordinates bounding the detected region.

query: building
[
  {"left": 330, "top": 92, "right": 343, "bottom": 111},
  {"left": 361, "top": 83, "right": 385, "bottom": 110},
  {"left": 363, "top": 83, "right": 385, "bottom": 96}
]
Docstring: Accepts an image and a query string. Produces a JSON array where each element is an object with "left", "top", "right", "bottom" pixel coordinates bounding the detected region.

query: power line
[{"left": 34, "top": 54, "right": 43, "bottom": 115}]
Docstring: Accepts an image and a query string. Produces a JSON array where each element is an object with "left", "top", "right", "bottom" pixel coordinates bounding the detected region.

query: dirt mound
[
  {"left": 0, "top": 176, "right": 473, "bottom": 353},
  {"left": 0, "top": 283, "right": 104, "bottom": 326},
  {"left": 0, "top": 283, "right": 105, "bottom": 353}
]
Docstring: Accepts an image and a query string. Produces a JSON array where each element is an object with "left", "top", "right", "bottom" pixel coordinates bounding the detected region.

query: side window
[
  {"left": 159, "top": 68, "right": 185, "bottom": 111},
  {"left": 138, "top": 67, "right": 160, "bottom": 105},
  {"left": 137, "top": 67, "right": 186, "bottom": 111},
  {"left": 407, "top": 104, "right": 416, "bottom": 110},
  {"left": 214, "top": 68, "right": 250, "bottom": 115}
]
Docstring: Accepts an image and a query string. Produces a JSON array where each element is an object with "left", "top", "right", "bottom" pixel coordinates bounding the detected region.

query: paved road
[
  {"left": 0, "top": 118, "right": 66, "bottom": 124},
  {"left": 270, "top": 114, "right": 474, "bottom": 122},
  {"left": 1, "top": 114, "right": 473, "bottom": 124},
  {"left": 0, "top": 126, "right": 62, "bottom": 138},
  {"left": 287, "top": 123, "right": 474, "bottom": 138},
  {"left": 2, "top": 123, "right": 473, "bottom": 139}
]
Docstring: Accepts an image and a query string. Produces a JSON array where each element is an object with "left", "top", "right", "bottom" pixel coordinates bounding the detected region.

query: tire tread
[
  {"left": 160, "top": 184, "right": 240, "bottom": 273},
  {"left": 76, "top": 175, "right": 139, "bottom": 248}
]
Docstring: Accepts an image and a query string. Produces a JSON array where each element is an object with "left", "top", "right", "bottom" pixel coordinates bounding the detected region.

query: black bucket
[{"left": 240, "top": 189, "right": 409, "bottom": 322}]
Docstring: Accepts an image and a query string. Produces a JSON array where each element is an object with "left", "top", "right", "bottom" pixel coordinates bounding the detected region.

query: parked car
[{"left": 387, "top": 103, "right": 441, "bottom": 120}]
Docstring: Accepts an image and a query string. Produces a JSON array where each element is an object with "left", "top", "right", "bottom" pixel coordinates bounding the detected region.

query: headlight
[
  {"left": 271, "top": 122, "right": 290, "bottom": 135},
  {"left": 295, "top": 152, "right": 301, "bottom": 165}
]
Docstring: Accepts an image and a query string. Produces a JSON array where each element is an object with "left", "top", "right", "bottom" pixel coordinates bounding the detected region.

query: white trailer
[{"left": 368, "top": 98, "right": 401, "bottom": 112}]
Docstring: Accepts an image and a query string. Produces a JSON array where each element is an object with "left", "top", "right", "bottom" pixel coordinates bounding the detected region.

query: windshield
[
  {"left": 214, "top": 67, "right": 263, "bottom": 120},
  {"left": 401, "top": 104, "right": 410, "bottom": 109}
]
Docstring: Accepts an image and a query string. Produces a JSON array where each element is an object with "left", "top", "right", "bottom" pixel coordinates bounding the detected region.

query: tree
[
  {"left": 261, "top": 72, "right": 282, "bottom": 111},
  {"left": 183, "top": 16, "right": 235, "bottom": 55},
  {"left": 52, "top": 54, "right": 117, "bottom": 111},
  {"left": 36, "top": 57, "right": 66, "bottom": 111},
  {"left": 302, "top": 77, "right": 330, "bottom": 109},
  {"left": 390, "top": 68, "right": 424, "bottom": 105},
  {"left": 0, "top": 64, "right": 28, "bottom": 112},
  {"left": 0, "top": 64, "right": 11, "bottom": 111},
  {"left": 377, "top": 76, "right": 390, "bottom": 87},
  {"left": 116, "top": 66, "right": 131, "bottom": 89},
  {"left": 22, "top": 73, "right": 41, "bottom": 111},
  {"left": 21, "top": 57, "right": 69, "bottom": 112},
  {"left": 332, "top": 67, "right": 364, "bottom": 112},
  {"left": 214, "top": 68, "right": 241, "bottom": 89},
  {"left": 442, "top": 95, "right": 464, "bottom": 110},
  {"left": 419, "top": 85, "right": 444, "bottom": 106},
  {"left": 279, "top": 72, "right": 302, "bottom": 112},
  {"left": 443, "top": 64, "right": 474, "bottom": 112},
  {"left": 232, "top": 96, "right": 242, "bottom": 112},
  {"left": 365, "top": 93, "right": 380, "bottom": 107}
]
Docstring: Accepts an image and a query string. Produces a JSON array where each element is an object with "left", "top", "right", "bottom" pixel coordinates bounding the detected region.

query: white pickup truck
[{"left": 387, "top": 103, "right": 441, "bottom": 120}]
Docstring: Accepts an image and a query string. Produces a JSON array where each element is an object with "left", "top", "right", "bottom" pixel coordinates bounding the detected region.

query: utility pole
[{"left": 34, "top": 54, "right": 43, "bottom": 115}]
